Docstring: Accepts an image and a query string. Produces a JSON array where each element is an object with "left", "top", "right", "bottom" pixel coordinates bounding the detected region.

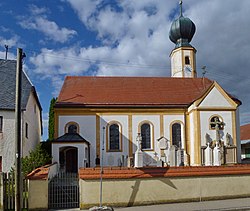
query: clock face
[
  {"left": 184, "top": 65, "right": 192, "bottom": 72},
  {"left": 184, "top": 65, "right": 192, "bottom": 77}
]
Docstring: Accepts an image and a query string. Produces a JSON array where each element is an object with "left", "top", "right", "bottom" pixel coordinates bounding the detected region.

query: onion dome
[{"left": 169, "top": 1, "right": 196, "bottom": 48}]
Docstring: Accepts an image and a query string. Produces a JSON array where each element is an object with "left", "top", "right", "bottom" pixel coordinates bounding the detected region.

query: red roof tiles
[
  {"left": 241, "top": 124, "right": 250, "bottom": 140},
  {"left": 56, "top": 76, "right": 213, "bottom": 107}
]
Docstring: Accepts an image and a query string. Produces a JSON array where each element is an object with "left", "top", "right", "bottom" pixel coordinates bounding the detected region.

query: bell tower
[{"left": 169, "top": 1, "right": 197, "bottom": 78}]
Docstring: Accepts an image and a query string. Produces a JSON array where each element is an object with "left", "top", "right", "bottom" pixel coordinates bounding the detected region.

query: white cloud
[
  {"left": 19, "top": 5, "right": 77, "bottom": 43},
  {"left": 0, "top": 35, "right": 20, "bottom": 48}
]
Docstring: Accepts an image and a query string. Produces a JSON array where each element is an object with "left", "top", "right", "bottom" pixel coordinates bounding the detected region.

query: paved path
[{"left": 50, "top": 197, "right": 250, "bottom": 210}]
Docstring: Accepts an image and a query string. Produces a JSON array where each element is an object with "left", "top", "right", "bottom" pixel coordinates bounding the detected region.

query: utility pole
[
  {"left": 5, "top": 45, "right": 8, "bottom": 60},
  {"left": 15, "top": 48, "right": 23, "bottom": 211}
]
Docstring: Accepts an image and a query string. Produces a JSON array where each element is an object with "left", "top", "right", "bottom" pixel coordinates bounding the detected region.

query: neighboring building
[
  {"left": 0, "top": 59, "right": 42, "bottom": 172},
  {"left": 240, "top": 124, "right": 250, "bottom": 160},
  {"left": 52, "top": 3, "right": 241, "bottom": 172}
]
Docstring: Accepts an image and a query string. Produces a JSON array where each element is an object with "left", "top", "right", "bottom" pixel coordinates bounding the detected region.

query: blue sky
[{"left": 0, "top": 0, "right": 250, "bottom": 140}]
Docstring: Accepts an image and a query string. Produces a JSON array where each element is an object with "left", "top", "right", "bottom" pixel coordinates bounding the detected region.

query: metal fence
[
  {"left": 48, "top": 171, "right": 79, "bottom": 209},
  {"left": 2, "top": 172, "right": 28, "bottom": 210}
]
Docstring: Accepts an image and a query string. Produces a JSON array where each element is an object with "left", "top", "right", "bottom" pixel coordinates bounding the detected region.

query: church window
[
  {"left": 172, "top": 123, "right": 182, "bottom": 148},
  {"left": 109, "top": 124, "right": 120, "bottom": 151},
  {"left": 210, "top": 116, "right": 224, "bottom": 130},
  {"left": 65, "top": 122, "right": 79, "bottom": 134},
  {"left": 185, "top": 56, "right": 190, "bottom": 65},
  {"left": 141, "top": 123, "right": 151, "bottom": 149}
]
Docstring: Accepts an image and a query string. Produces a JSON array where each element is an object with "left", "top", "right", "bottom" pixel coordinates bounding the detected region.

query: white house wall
[
  {"left": 58, "top": 115, "right": 96, "bottom": 167},
  {"left": 22, "top": 92, "right": 42, "bottom": 157},
  {"left": 0, "top": 111, "right": 15, "bottom": 172}
]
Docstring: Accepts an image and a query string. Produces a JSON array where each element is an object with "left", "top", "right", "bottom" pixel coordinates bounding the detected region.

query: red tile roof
[
  {"left": 241, "top": 124, "right": 250, "bottom": 140},
  {"left": 56, "top": 76, "right": 214, "bottom": 107}
]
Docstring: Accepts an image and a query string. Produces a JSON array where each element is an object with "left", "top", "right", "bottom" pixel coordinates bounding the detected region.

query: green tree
[
  {"left": 22, "top": 144, "right": 51, "bottom": 176},
  {"left": 48, "top": 97, "right": 57, "bottom": 141}
]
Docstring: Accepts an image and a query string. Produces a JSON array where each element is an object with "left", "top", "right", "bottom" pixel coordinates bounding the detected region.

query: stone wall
[{"left": 79, "top": 166, "right": 250, "bottom": 209}]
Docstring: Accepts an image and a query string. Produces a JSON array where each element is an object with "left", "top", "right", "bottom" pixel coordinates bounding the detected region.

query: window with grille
[
  {"left": 141, "top": 123, "right": 151, "bottom": 149},
  {"left": 109, "top": 124, "right": 120, "bottom": 150},
  {"left": 172, "top": 123, "right": 181, "bottom": 148}
]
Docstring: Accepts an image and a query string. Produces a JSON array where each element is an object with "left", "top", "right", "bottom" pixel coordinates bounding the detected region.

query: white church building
[{"left": 52, "top": 3, "right": 241, "bottom": 172}]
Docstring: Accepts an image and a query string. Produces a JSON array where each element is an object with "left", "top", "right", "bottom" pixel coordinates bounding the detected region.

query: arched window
[
  {"left": 141, "top": 123, "right": 151, "bottom": 149},
  {"left": 172, "top": 123, "right": 181, "bottom": 148},
  {"left": 210, "top": 116, "right": 224, "bottom": 130},
  {"left": 65, "top": 122, "right": 79, "bottom": 134},
  {"left": 185, "top": 56, "right": 190, "bottom": 65},
  {"left": 109, "top": 124, "right": 120, "bottom": 150},
  {"left": 68, "top": 124, "right": 77, "bottom": 133}
]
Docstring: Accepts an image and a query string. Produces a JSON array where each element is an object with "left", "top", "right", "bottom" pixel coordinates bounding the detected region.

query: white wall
[
  {"left": 132, "top": 115, "right": 161, "bottom": 161},
  {"left": 22, "top": 92, "right": 42, "bottom": 157},
  {"left": 0, "top": 92, "right": 42, "bottom": 172},
  {"left": 200, "top": 111, "right": 233, "bottom": 146},
  {"left": 0, "top": 110, "right": 16, "bottom": 172},
  {"left": 100, "top": 115, "right": 129, "bottom": 167}
]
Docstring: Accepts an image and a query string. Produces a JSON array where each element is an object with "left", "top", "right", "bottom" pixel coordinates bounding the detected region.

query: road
[{"left": 50, "top": 197, "right": 250, "bottom": 211}]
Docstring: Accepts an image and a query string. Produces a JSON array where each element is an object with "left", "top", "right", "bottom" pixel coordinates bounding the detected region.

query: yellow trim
[
  {"left": 138, "top": 120, "right": 155, "bottom": 151},
  {"left": 160, "top": 114, "right": 164, "bottom": 137},
  {"left": 231, "top": 111, "right": 237, "bottom": 160},
  {"left": 96, "top": 115, "right": 100, "bottom": 158},
  {"left": 231, "top": 111, "right": 236, "bottom": 146},
  {"left": 181, "top": 50, "right": 184, "bottom": 77},
  {"left": 105, "top": 121, "right": 123, "bottom": 153},
  {"left": 128, "top": 115, "right": 133, "bottom": 157},
  {"left": 191, "top": 50, "right": 197, "bottom": 77},
  {"left": 194, "top": 110, "right": 201, "bottom": 165},
  {"left": 195, "top": 82, "right": 238, "bottom": 109},
  {"left": 54, "top": 107, "right": 186, "bottom": 115},
  {"left": 64, "top": 121, "right": 80, "bottom": 134},
  {"left": 185, "top": 112, "right": 190, "bottom": 164},
  {"left": 196, "top": 107, "right": 236, "bottom": 111}
]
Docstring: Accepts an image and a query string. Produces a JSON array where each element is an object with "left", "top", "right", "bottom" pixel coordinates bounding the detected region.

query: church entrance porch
[
  {"left": 52, "top": 133, "right": 90, "bottom": 171},
  {"left": 60, "top": 147, "right": 78, "bottom": 173}
]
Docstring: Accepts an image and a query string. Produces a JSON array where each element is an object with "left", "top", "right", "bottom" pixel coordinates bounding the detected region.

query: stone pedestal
[{"left": 134, "top": 151, "right": 143, "bottom": 168}]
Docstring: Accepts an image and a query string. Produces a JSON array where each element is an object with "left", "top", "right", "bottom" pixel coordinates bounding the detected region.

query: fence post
[{"left": 0, "top": 173, "right": 4, "bottom": 211}]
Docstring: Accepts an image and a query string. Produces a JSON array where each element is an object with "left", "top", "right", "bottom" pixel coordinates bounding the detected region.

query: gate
[
  {"left": 48, "top": 172, "right": 79, "bottom": 209},
  {"left": 2, "top": 172, "right": 28, "bottom": 210}
]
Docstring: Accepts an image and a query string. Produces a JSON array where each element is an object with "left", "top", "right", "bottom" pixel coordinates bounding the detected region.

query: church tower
[{"left": 169, "top": 1, "right": 197, "bottom": 78}]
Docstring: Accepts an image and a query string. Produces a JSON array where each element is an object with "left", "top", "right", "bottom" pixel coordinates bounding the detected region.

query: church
[{"left": 52, "top": 2, "right": 241, "bottom": 172}]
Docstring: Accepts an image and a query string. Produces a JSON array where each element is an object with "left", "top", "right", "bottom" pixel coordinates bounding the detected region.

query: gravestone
[
  {"left": 204, "top": 143, "right": 212, "bottom": 166},
  {"left": 134, "top": 133, "right": 143, "bottom": 167},
  {"left": 213, "top": 142, "right": 221, "bottom": 166}
]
